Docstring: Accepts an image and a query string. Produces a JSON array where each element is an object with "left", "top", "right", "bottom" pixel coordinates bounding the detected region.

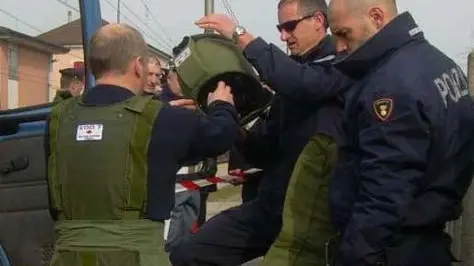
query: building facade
[
  {"left": 0, "top": 26, "right": 68, "bottom": 110},
  {"left": 38, "top": 19, "right": 171, "bottom": 100}
]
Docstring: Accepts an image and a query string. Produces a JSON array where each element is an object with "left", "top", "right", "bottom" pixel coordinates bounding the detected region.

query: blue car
[{"left": 0, "top": 1, "right": 101, "bottom": 265}]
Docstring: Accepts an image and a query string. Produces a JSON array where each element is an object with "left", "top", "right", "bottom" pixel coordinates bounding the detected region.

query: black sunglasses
[{"left": 276, "top": 14, "right": 313, "bottom": 33}]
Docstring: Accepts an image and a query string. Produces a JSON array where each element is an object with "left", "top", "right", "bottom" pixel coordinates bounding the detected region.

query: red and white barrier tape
[
  {"left": 165, "top": 168, "right": 263, "bottom": 240},
  {"left": 174, "top": 168, "right": 262, "bottom": 193}
]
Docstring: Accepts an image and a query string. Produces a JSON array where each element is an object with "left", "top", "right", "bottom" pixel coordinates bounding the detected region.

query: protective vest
[
  {"left": 48, "top": 95, "right": 171, "bottom": 266},
  {"left": 48, "top": 94, "right": 162, "bottom": 220}
]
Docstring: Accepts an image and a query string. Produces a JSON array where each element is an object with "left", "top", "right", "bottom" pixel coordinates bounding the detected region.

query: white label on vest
[
  {"left": 174, "top": 47, "right": 191, "bottom": 67},
  {"left": 76, "top": 124, "right": 104, "bottom": 141}
]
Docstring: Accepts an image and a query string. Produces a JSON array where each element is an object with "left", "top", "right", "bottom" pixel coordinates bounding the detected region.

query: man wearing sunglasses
[{"left": 169, "top": 1, "right": 351, "bottom": 265}]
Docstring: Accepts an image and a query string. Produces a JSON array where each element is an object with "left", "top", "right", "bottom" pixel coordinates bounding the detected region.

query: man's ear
[
  {"left": 134, "top": 56, "right": 146, "bottom": 77},
  {"left": 314, "top": 12, "right": 327, "bottom": 30},
  {"left": 368, "top": 7, "right": 385, "bottom": 30}
]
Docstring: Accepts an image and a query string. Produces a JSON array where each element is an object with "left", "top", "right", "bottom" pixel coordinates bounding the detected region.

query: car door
[
  {"left": 0, "top": 104, "right": 54, "bottom": 266},
  {"left": 0, "top": 0, "right": 101, "bottom": 265}
]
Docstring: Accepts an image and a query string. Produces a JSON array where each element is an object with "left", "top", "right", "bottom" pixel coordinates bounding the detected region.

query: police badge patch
[{"left": 373, "top": 98, "right": 393, "bottom": 121}]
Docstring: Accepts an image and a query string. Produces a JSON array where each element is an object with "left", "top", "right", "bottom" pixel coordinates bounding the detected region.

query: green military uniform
[
  {"left": 53, "top": 67, "right": 84, "bottom": 103},
  {"left": 261, "top": 134, "right": 338, "bottom": 265},
  {"left": 48, "top": 94, "right": 170, "bottom": 266},
  {"left": 53, "top": 90, "right": 73, "bottom": 103}
]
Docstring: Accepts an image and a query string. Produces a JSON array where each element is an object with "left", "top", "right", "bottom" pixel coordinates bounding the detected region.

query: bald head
[
  {"left": 330, "top": 0, "right": 397, "bottom": 16},
  {"left": 328, "top": 0, "right": 398, "bottom": 53},
  {"left": 88, "top": 23, "right": 148, "bottom": 79}
]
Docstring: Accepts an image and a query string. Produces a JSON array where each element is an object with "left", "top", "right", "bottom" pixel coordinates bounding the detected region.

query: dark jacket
[
  {"left": 330, "top": 12, "right": 474, "bottom": 265},
  {"left": 149, "top": 84, "right": 203, "bottom": 182},
  {"left": 236, "top": 36, "right": 349, "bottom": 215},
  {"left": 157, "top": 85, "right": 178, "bottom": 102},
  {"left": 45, "top": 85, "right": 238, "bottom": 221}
]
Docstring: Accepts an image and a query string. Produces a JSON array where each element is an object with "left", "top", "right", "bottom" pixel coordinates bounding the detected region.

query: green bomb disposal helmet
[{"left": 170, "top": 33, "right": 273, "bottom": 125}]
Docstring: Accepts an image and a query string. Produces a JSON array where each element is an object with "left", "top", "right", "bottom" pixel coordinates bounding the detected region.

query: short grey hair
[
  {"left": 278, "top": 0, "right": 329, "bottom": 29},
  {"left": 88, "top": 24, "right": 148, "bottom": 79},
  {"left": 148, "top": 56, "right": 162, "bottom": 67}
]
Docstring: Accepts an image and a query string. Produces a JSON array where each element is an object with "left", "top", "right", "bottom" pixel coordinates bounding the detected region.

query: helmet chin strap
[{"left": 239, "top": 102, "right": 272, "bottom": 127}]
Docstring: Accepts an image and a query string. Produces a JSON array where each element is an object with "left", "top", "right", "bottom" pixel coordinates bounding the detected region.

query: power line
[
  {"left": 111, "top": 0, "right": 173, "bottom": 50},
  {"left": 101, "top": 0, "right": 172, "bottom": 53},
  {"left": 221, "top": 0, "right": 239, "bottom": 24},
  {"left": 120, "top": 1, "right": 173, "bottom": 49},
  {"left": 220, "top": 0, "right": 232, "bottom": 20},
  {"left": 102, "top": 0, "right": 144, "bottom": 34},
  {"left": 0, "top": 7, "right": 43, "bottom": 33},
  {"left": 55, "top": 0, "right": 80, "bottom": 13},
  {"left": 138, "top": 0, "right": 176, "bottom": 45}
]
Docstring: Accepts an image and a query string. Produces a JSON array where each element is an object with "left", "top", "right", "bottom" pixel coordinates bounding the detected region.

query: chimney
[{"left": 68, "top": 10, "right": 72, "bottom": 23}]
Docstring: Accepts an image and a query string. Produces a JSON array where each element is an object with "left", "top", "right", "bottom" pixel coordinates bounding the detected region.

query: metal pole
[
  {"left": 117, "top": 0, "right": 121, "bottom": 23},
  {"left": 205, "top": 0, "right": 214, "bottom": 15},
  {"left": 204, "top": 0, "right": 214, "bottom": 33},
  {"left": 461, "top": 51, "right": 474, "bottom": 266},
  {"left": 79, "top": 0, "right": 102, "bottom": 90},
  {"left": 468, "top": 52, "right": 474, "bottom": 98}
]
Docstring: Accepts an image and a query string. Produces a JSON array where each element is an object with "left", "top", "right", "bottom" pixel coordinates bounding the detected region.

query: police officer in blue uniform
[
  {"left": 169, "top": 1, "right": 351, "bottom": 263},
  {"left": 328, "top": 0, "right": 474, "bottom": 265}
]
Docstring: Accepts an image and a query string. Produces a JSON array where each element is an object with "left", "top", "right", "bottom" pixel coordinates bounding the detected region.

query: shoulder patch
[{"left": 373, "top": 98, "right": 393, "bottom": 121}]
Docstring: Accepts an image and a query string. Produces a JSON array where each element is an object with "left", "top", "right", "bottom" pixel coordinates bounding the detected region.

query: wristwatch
[{"left": 232, "top": 25, "right": 246, "bottom": 43}]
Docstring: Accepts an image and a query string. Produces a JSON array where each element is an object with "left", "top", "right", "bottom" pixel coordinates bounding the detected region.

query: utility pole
[
  {"left": 117, "top": 0, "right": 121, "bottom": 23},
  {"left": 204, "top": 0, "right": 214, "bottom": 33}
]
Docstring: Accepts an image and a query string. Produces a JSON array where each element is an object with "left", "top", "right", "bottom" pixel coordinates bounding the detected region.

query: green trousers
[
  {"left": 50, "top": 219, "right": 170, "bottom": 266},
  {"left": 261, "top": 134, "right": 338, "bottom": 266}
]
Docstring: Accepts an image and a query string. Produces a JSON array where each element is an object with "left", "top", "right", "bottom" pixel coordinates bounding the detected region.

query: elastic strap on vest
[{"left": 123, "top": 95, "right": 162, "bottom": 218}]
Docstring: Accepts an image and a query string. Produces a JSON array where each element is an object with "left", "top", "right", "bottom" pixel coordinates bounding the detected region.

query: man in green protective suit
[{"left": 45, "top": 23, "right": 239, "bottom": 266}]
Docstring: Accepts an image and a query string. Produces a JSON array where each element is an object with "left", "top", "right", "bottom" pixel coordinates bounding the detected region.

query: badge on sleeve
[{"left": 373, "top": 98, "right": 393, "bottom": 121}]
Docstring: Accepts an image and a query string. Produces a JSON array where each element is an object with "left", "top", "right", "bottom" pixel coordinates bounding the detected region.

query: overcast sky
[{"left": 1, "top": 0, "right": 473, "bottom": 69}]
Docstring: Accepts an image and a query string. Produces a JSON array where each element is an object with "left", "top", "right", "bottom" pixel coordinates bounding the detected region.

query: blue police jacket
[
  {"left": 330, "top": 12, "right": 474, "bottom": 265},
  {"left": 235, "top": 36, "right": 350, "bottom": 215}
]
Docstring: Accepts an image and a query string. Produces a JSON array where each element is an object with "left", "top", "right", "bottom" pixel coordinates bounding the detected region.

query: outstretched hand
[{"left": 195, "top": 14, "right": 236, "bottom": 40}]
